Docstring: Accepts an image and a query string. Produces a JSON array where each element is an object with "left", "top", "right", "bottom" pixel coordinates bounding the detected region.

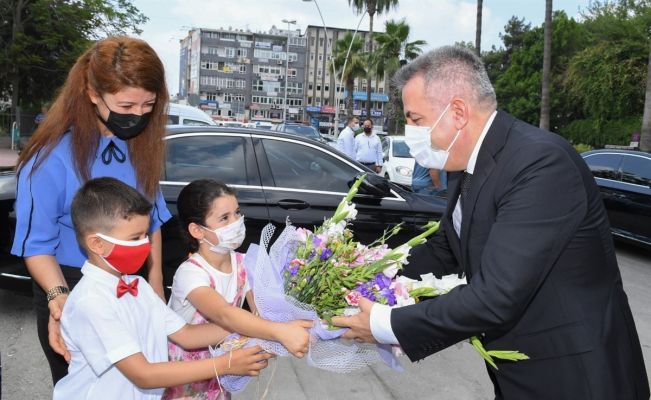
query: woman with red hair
[{"left": 12, "top": 36, "right": 171, "bottom": 384}]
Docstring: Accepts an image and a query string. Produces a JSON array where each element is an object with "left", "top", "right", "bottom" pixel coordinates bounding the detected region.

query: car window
[
  {"left": 165, "top": 135, "right": 249, "bottom": 184},
  {"left": 382, "top": 138, "right": 389, "bottom": 154},
  {"left": 182, "top": 119, "right": 212, "bottom": 126},
  {"left": 583, "top": 153, "right": 622, "bottom": 180},
  {"left": 620, "top": 155, "right": 651, "bottom": 186},
  {"left": 263, "top": 139, "right": 357, "bottom": 192},
  {"left": 392, "top": 140, "right": 411, "bottom": 158},
  {"left": 167, "top": 115, "right": 179, "bottom": 125}
]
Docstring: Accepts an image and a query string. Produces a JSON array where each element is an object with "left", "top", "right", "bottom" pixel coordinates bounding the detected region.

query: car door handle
[{"left": 277, "top": 199, "right": 310, "bottom": 210}]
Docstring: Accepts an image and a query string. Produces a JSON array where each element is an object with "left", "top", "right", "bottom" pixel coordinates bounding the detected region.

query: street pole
[
  {"left": 302, "top": 0, "right": 339, "bottom": 134},
  {"left": 303, "top": 0, "right": 366, "bottom": 136},
  {"left": 282, "top": 19, "right": 297, "bottom": 122}
]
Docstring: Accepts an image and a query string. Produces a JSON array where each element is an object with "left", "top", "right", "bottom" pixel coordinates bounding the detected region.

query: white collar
[
  {"left": 81, "top": 260, "right": 137, "bottom": 286},
  {"left": 466, "top": 110, "right": 497, "bottom": 174}
]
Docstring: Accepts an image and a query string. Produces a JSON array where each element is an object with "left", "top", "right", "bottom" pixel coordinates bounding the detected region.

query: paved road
[{"left": 1, "top": 242, "right": 649, "bottom": 400}]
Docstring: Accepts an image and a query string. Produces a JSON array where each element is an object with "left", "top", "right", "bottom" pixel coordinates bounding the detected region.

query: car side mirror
[{"left": 352, "top": 173, "right": 391, "bottom": 197}]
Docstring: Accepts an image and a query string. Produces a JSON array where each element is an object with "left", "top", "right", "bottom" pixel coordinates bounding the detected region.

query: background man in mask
[
  {"left": 354, "top": 119, "right": 383, "bottom": 173},
  {"left": 333, "top": 46, "right": 649, "bottom": 400}
]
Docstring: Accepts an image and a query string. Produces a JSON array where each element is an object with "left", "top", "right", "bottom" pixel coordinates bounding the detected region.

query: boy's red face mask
[{"left": 95, "top": 233, "right": 151, "bottom": 275}]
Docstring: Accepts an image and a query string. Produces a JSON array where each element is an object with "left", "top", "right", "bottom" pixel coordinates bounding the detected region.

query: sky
[{"left": 130, "top": 0, "right": 593, "bottom": 96}]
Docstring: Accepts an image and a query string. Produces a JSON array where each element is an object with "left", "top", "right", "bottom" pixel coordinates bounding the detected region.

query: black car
[
  {"left": 271, "top": 122, "right": 332, "bottom": 144},
  {"left": 581, "top": 149, "right": 651, "bottom": 248},
  {"left": 0, "top": 127, "right": 446, "bottom": 291}
]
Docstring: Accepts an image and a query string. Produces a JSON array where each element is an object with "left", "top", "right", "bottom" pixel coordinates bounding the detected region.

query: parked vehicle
[
  {"left": 380, "top": 136, "right": 415, "bottom": 186},
  {"left": 0, "top": 127, "right": 447, "bottom": 291},
  {"left": 581, "top": 149, "right": 651, "bottom": 248},
  {"left": 271, "top": 122, "right": 331, "bottom": 144},
  {"left": 167, "top": 103, "right": 216, "bottom": 126}
]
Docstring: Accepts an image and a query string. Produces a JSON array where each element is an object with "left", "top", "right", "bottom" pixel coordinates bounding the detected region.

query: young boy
[{"left": 54, "top": 177, "right": 272, "bottom": 399}]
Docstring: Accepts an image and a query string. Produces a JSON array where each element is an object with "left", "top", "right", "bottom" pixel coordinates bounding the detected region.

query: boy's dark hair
[
  {"left": 177, "top": 179, "right": 236, "bottom": 252},
  {"left": 71, "top": 177, "right": 152, "bottom": 246}
]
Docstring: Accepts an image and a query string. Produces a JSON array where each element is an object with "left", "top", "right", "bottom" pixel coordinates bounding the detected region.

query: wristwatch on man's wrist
[{"left": 46, "top": 285, "right": 70, "bottom": 302}]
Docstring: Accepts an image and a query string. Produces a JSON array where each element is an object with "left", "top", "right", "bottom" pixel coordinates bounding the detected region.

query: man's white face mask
[{"left": 404, "top": 103, "right": 461, "bottom": 170}]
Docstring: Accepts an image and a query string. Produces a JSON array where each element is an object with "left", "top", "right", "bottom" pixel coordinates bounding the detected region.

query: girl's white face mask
[
  {"left": 404, "top": 103, "right": 461, "bottom": 170},
  {"left": 201, "top": 216, "right": 246, "bottom": 254}
]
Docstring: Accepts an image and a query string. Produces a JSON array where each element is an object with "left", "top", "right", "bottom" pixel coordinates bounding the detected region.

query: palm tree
[
  {"left": 348, "top": 0, "right": 399, "bottom": 120},
  {"left": 333, "top": 33, "right": 367, "bottom": 119},
  {"left": 372, "top": 19, "right": 425, "bottom": 133},
  {"left": 475, "top": 0, "right": 483, "bottom": 56},
  {"left": 640, "top": 41, "right": 651, "bottom": 152},
  {"left": 540, "top": 0, "right": 552, "bottom": 130}
]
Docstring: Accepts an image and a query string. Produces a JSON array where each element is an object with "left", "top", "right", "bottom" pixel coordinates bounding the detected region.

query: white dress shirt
[
  {"left": 336, "top": 126, "right": 356, "bottom": 159},
  {"left": 370, "top": 110, "right": 498, "bottom": 345},
  {"left": 54, "top": 262, "right": 186, "bottom": 399},
  {"left": 354, "top": 132, "right": 383, "bottom": 166}
]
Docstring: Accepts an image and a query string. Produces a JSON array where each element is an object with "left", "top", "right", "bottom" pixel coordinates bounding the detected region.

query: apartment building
[
  {"left": 178, "top": 26, "right": 307, "bottom": 122},
  {"left": 304, "top": 25, "right": 389, "bottom": 132}
]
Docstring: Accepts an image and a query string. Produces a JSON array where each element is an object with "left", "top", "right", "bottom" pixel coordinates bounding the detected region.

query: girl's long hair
[{"left": 17, "top": 36, "right": 168, "bottom": 198}]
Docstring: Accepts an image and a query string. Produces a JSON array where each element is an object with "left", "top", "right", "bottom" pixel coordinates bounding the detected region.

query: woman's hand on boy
[
  {"left": 227, "top": 345, "right": 275, "bottom": 376},
  {"left": 276, "top": 320, "right": 313, "bottom": 358},
  {"left": 48, "top": 295, "right": 71, "bottom": 362}
]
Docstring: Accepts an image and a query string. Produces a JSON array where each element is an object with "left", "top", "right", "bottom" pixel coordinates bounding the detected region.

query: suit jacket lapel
[{"left": 459, "top": 111, "right": 516, "bottom": 273}]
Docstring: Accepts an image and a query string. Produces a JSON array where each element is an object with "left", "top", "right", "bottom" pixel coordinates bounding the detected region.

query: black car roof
[
  {"left": 582, "top": 149, "right": 651, "bottom": 158},
  {"left": 165, "top": 125, "right": 349, "bottom": 156}
]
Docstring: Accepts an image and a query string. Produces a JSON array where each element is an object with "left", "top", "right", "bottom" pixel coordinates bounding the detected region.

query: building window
[
  {"left": 252, "top": 80, "right": 264, "bottom": 91},
  {"left": 310, "top": 53, "right": 315, "bottom": 61},
  {"left": 310, "top": 37, "right": 315, "bottom": 46},
  {"left": 319, "top": 38, "right": 324, "bottom": 47},
  {"left": 324, "top": 85, "right": 329, "bottom": 92},
  {"left": 317, "top": 69, "right": 322, "bottom": 77},
  {"left": 206, "top": 93, "right": 218, "bottom": 101},
  {"left": 237, "top": 48, "right": 247, "bottom": 58},
  {"left": 308, "top": 84, "right": 313, "bottom": 90},
  {"left": 287, "top": 68, "right": 297, "bottom": 77},
  {"left": 316, "top": 85, "right": 321, "bottom": 91},
  {"left": 308, "top": 96, "right": 312, "bottom": 104},
  {"left": 225, "top": 47, "right": 236, "bottom": 58},
  {"left": 318, "top": 54, "right": 323, "bottom": 61}
]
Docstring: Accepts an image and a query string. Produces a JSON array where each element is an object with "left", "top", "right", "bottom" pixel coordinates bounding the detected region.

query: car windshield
[
  {"left": 392, "top": 140, "right": 412, "bottom": 158},
  {"left": 284, "top": 125, "right": 321, "bottom": 140}
]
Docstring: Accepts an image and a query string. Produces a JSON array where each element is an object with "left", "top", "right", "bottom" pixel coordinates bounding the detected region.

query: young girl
[{"left": 164, "top": 179, "right": 312, "bottom": 399}]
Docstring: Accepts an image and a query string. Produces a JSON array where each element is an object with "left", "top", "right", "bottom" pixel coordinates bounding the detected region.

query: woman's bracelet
[{"left": 46, "top": 286, "right": 69, "bottom": 302}]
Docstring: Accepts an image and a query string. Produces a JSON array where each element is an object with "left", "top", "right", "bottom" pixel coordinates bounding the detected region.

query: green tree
[
  {"left": 347, "top": 0, "right": 399, "bottom": 120},
  {"left": 333, "top": 32, "right": 367, "bottom": 119},
  {"left": 0, "top": 0, "right": 147, "bottom": 125},
  {"left": 372, "top": 19, "right": 425, "bottom": 133}
]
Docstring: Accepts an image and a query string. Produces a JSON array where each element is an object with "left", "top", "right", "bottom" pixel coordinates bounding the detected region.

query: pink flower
[
  {"left": 345, "top": 291, "right": 362, "bottom": 306},
  {"left": 290, "top": 259, "right": 305, "bottom": 266}
]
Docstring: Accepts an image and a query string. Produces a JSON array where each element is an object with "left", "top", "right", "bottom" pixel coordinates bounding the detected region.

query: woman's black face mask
[{"left": 98, "top": 98, "right": 152, "bottom": 140}]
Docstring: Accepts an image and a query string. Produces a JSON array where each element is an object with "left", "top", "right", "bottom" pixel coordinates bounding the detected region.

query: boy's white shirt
[
  {"left": 54, "top": 261, "right": 186, "bottom": 400},
  {"left": 168, "top": 252, "right": 250, "bottom": 323}
]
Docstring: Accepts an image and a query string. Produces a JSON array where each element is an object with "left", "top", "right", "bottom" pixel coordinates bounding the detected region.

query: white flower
[
  {"left": 323, "top": 220, "right": 346, "bottom": 237},
  {"left": 393, "top": 243, "right": 412, "bottom": 265},
  {"left": 396, "top": 296, "right": 416, "bottom": 307},
  {"left": 383, "top": 262, "right": 399, "bottom": 278},
  {"left": 341, "top": 201, "right": 358, "bottom": 221},
  {"left": 415, "top": 273, "right": 466, "bottom": 293}
]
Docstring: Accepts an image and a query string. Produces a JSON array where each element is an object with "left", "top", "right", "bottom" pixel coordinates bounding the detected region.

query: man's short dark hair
[
  {"left": 71, "top": 177, "right": 152, "bottom": 244},
  {"left": 347, "top": 116, "right": 358, "bottom": 124}
]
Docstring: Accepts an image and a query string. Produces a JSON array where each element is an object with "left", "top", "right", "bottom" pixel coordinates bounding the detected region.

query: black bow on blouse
[{"left": 101, "top": 141, "right": 126, "bottom": 165}]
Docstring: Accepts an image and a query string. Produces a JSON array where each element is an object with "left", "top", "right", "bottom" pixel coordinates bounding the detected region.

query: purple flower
[
  {"left": 355, "top": 283, "right": 376, "bottom": 302},
  {"left": 289, "top": 266, "right": 299, "bottom": 276},
  {"left": 312, "top": 236, "right": 323, "bottom": 247},
  {"left": 320, "top": 247, "right": 333, "bottom": 261},
  {"left": 380, "top": 287, "right": 397, "bottom": 306},
  {"left": 375, "top": 273, "right": 391, "bottom": 290}
]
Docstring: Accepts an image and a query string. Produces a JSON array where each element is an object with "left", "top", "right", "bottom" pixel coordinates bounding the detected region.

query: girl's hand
[
  {"left": 225, "top": 345, "right": 275, "bottom": 376},
  {"left": 277, "top": 320, "right": 313, "bottom": 358}
]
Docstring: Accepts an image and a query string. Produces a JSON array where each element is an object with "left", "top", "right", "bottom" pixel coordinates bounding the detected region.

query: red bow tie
[{"left": 117, "top": 278, "right": 139, "bottom": 298}]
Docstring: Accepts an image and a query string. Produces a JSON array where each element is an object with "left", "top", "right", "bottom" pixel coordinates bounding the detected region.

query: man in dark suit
[{"left": 332, "top": 46, "right": 649, "bottom": 399}]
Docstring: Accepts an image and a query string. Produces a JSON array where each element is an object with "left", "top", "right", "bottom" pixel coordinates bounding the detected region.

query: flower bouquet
[{"left": 211, "top": 175, "right": 526, "bottom": 392}]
